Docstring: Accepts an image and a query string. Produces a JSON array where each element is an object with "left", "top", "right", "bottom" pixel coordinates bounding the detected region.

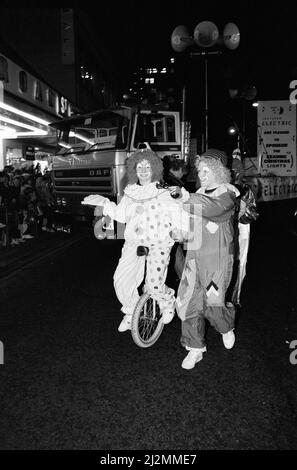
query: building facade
[{"left": 0, "top": 6, "right": 119, "bottom": 169}]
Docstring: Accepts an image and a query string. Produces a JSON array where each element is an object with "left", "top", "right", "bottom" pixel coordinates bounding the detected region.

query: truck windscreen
[{"left": 55, "top": 112, "right": 130, "bottom": 155}]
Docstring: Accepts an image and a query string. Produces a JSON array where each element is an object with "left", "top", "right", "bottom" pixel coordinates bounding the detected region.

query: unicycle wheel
[{"left": 131, "top": 292, "right": 164, "bottom": 348}]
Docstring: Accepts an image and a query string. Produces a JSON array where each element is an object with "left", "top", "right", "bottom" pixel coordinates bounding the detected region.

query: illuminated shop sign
[{"left": 0, "top": 53, "right": 72, "bottom": 118}]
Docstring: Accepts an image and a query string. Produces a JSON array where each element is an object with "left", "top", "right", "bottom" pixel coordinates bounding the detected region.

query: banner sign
[
  {"left": 246, "top": 176, "right": 297, "bottom": 201},
  {"left": 257, "top": 100, "right": 296, "bottom": 176}
]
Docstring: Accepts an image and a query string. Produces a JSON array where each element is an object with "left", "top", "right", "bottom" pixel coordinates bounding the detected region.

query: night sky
[
  {"left": 85, "top": 0, "right": 297, "bottom": 94},
  {"left": 2, "top": 1, "right": 296, "bottom": 153},
  {"left": 82, "top": 0, "right": 297, "bottom": 152}
]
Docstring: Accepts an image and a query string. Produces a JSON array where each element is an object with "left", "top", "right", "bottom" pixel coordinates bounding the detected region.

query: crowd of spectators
[{"left": 0, "top": 163, "right": 55, "bottom": 248}]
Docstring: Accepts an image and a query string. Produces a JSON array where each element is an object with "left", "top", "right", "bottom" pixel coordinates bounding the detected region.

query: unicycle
[
  {"left": 130, "top": 245, "right": 167, "bottom": 348},
  {"left": 131, "top": 291, "right": 165, "bottom": 348}
]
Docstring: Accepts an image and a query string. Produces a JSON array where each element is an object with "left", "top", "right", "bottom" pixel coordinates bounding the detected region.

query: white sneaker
[
  {"left": 118, "top": 314, "right": 132, "bottom": 332},
  {"left": 222, "top": 330, "right": 235, "bottom": 349},
  {"left": 22, "top": 234, "right": 34, "bottom": 239},
  {"left": 181, "top": 349, "right": 205, "bottom": 370},
  {"left": 162, "top": 310, "right": 175, "bottom": 325}
]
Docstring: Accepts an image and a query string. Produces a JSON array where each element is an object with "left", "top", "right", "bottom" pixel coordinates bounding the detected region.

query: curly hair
[
  {"left": 196, "top": 156, "right": 231, "bottom": 185},
  {"left": 126, "top": 149, "right": 163, "bottom": 184}
]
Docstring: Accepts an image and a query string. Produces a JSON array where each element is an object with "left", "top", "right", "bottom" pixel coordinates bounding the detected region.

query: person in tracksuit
[{"left": 175, "top": 149, "right": 240, "bottom": 370}]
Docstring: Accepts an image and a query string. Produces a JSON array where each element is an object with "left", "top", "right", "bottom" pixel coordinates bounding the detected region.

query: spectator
[
  {"left": 163, "top": 155, "right": 186, "bottom": 188},
  {"left": 0, "top": 171, "right": 22, "bottom": 246},
  {"left": 163, "top": 155, "right": 187, "bottom": 283},
  {"left": 226, "top": 147, "right": 258, "bottom": 306},
  {"left": 35, "top": 172, "right": 55, "bottom": 233},
  {"left": 19, "top": 178, "right": 37, "bottom": 239}
]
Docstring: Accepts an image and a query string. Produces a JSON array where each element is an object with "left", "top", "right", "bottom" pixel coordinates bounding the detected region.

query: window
[
  {"left": 34, "top": 81, "right": 43, "bottom": 101},
  {"left": 19, "top": 71, "right": 28, "bottom": 92},
  {"left": 56, "top": 111, "right": 130, "bottom": 154},
  {"left": 133, "top": 113, "right": 177, "bottom": 148},
  {"left": 47, "top": 88, "right": 55, "bottom": 107},
  {"left": 166, "top": 116, "right": 176, "bottom": 142}
]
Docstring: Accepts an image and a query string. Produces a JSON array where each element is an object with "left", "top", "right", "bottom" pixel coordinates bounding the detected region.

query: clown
[
  {"left": 82, "top": 149, "right": 189, "bottom": 333},
  {"left": 176, "top": 149, "right": 240, "bottom": 370}
]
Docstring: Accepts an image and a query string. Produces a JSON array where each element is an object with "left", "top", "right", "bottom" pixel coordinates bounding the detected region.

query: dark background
[{"left": 83, "top": 0, "right": 297, "bottom": 152}]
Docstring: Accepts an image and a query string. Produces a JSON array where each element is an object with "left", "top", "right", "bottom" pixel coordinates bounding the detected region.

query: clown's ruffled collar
[{"left": 124, "top": 182, "right": 167, "bottom": 202}]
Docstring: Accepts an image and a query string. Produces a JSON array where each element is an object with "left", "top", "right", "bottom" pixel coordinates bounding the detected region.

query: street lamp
[
  {"left": 227, "top": 125, "right": 238, "bottom": 136},
  {"left": 171, "top": 21, "right": 240, "bottom": 152}
]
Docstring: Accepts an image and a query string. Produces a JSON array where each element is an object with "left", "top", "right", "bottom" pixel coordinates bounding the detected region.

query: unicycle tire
[{"left": 131, "top": 292, "right": 164, "bottom": 348}]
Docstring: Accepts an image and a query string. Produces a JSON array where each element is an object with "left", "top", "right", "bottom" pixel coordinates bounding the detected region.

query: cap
[
  {"left": 200, "top": 148, "right": 228, "bottom": 167},
  {"left": 232, "top": 147, "right": 242, "bottom": 161}
]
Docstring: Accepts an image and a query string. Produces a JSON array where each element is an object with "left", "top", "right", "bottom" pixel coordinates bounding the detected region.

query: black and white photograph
[{"left": 0, "top": 0, "right": 296, "bottom": 459}]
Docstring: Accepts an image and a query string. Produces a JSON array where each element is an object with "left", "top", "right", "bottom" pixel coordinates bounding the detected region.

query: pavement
[{"left": 0, "top": 229, "right": 86, "bottom": 281}]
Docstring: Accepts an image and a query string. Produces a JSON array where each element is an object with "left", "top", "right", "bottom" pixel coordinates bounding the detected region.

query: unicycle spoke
[{"left": 139, "top": 298, "right": 159, "bottom": 339}]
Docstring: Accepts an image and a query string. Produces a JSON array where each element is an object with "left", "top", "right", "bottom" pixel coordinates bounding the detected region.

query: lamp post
[
  {"left": 171, "top": 21, "right": 240, "bottom": 152},
  {"left": 228, "top": 84, "right": 258, "bottom": 158}
]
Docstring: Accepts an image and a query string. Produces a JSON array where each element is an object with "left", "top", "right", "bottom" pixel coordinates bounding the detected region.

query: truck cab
[{"left": 49, "top": 105, "right": 184, "bottom": 230}]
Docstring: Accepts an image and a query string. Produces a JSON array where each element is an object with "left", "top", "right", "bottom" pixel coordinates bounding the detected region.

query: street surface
[{"left": 0, "top": 212, "right": 297, "bottom": 450}]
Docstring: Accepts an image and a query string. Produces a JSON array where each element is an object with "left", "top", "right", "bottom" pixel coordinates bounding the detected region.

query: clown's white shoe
[
  {"left": 118, "top": 314, "right": 132, "bottom": 332},
  {"left": 181, "top": 348, "right": 205, "bottom": 370},
  {"left": 222, "top": 330, "right": 235, "bottom": 349},
  {"left": 162, "top": 310, "right": 175, "bottom": 325}
]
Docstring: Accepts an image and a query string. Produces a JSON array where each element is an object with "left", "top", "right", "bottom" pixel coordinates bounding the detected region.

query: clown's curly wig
[
  {"left": 126, "top": 149, "right": 163, "bottom": 184},
  {"left": 196, "top": 156, "right": 231, "bottom": 185}
]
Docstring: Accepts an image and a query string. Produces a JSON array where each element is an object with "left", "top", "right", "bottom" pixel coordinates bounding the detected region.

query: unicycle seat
[{"left": 136, "top": 245, "right": 149, "bottom": 256}]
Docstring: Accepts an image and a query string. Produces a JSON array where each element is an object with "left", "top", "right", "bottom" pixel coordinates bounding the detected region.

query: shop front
[{"left": 0, "top": 51, "right": 75, "bottom": 171}]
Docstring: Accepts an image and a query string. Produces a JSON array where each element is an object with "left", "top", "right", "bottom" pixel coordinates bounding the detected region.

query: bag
[{"left": 238, "top": 184, "right": 259, "bottom": 224}]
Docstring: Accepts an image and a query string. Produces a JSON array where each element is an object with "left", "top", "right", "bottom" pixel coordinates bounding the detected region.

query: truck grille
[
  {"left": 54, "top": 168, "right": 111, "bottom": 178},
  {"left": 55, "top": 180, "right": 111, "bottom": 187},
  {"left": 53, "top": 167, "right": 113, "bottom": 194}
]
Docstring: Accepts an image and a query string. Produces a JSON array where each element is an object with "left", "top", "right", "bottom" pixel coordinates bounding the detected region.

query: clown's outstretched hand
[{"left": 81, "top": 194, "right": 108, "bottom": 206}]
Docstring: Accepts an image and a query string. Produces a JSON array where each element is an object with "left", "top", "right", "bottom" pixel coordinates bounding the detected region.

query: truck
[{"left": 49, "top": 105, "right": 194, "bottom": 234}]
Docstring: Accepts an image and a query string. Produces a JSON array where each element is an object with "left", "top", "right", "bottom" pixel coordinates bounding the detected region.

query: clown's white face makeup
[
  {"left": 136, "top": 159, "right": 152, "bottom": 185},
  {"left": 197, "top": 161, "right": 216, "bottom": 189}
]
